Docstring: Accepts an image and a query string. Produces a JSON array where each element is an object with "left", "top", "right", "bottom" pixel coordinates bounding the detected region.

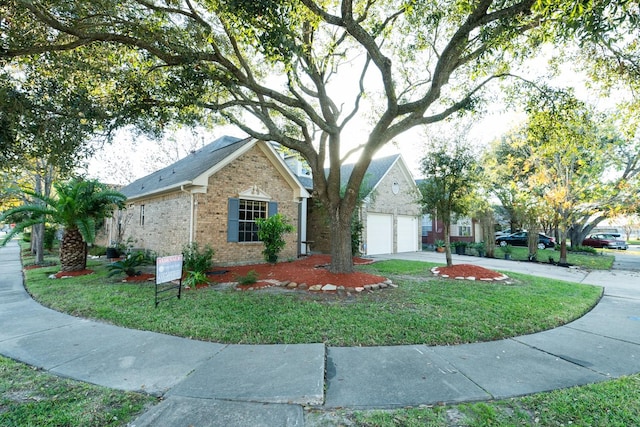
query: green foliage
[
  {"left": 106, "top": 251, "right": 150, "bottom": 277},
  {"left": 24, "top": 259, "right": 602, "bottom": 346},
  {"left": 256, "top": 214, "right": 294, "bottom": 263},
  {"left": 182, "top": 242, "right": 214, "bottom": 274},
  {"left": 235, "top": 269, "right": 259, "bottom": 285},
  {"left": 88, "top": 245, "right": 107, "bottom": 257},
  {"left": 5, "top": 0, "right": 638, "bottom": 274},
  {"left": 420, "top": 142, "right": 479, "bottom": 222},
  {"left": 350, "top": 215, "right": 364, "bottom": 256},
  {"left": 0, "top": 356, "right": 155, "bottom": 426},
  {"left": 569, "top": 245, "right": 598, "bottom": 254},
  {"left": 44, "top": 225, "right": 57, "bottom": 251},
  {"left": 183, "top": 270, "right": 209, "bottom": 288},
  {"left": 0, "top": 178, "right": 126, "bottom": 247}
]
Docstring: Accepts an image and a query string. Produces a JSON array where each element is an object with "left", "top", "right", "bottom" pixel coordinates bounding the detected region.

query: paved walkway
[{"left": 1, "top": 241, "right": 639, "bottom": 426}]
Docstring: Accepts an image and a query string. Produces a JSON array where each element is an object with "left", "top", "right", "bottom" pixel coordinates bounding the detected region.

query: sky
[{"left": 83, "top": 43, "right": 612, "bottom": 186}]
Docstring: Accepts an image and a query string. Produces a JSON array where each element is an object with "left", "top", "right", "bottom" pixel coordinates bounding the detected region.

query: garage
[
  {"left": 366, "top": 213, "right": 393, "bottom": 255},
  {"left": 397, "top": 215, "right": 419, "bottom": 252}
]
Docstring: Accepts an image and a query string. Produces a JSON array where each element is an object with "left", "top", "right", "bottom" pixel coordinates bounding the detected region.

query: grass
[
  {"left": 0, "top": 356, "right": 156, "bottom": 427},
  {"left": 7, "top": 242, "right": 636, "bottom": 426},
  {"left": 23, "top": 258, "right": 602, "bottom": 347},
  {"left": 348, "top": 374, "right": 640, "bottom": 426},
  {"left": 494, "top": 246, "right": 615, "bottom": 269}
]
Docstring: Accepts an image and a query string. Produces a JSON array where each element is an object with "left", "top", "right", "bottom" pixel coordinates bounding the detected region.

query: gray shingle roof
[
  {"left": 337, "top": 154, "right": 400, "bottom": 194},
  {"left": 120, "top": 136, "right": 251, "bottom": 199},
  {"left": 294, "top": 154, "right": 400, "bottom": 194}
]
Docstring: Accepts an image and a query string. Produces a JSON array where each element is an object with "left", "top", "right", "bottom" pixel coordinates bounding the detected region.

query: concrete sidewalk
[{"left": 1, "top": 241, "right": 639, "bottom": 426}]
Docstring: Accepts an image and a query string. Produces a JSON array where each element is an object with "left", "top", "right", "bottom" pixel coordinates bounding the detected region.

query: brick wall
[
  {"left": 122, "top": 192, "right": 191, "bottom": 256},
  {"left": 118, "top": 144, "right": 301, "bottom": 265},
  {"left": 195, "top": 144, "right": 300, "bottom": 265}
]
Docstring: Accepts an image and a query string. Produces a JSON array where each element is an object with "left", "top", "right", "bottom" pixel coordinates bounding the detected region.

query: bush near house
[{"left": 256, "top": 214, "right": 294, "bottom": 263}]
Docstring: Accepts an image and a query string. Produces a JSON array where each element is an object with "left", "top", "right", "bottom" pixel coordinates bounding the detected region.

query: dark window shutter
[
  {"left": 268, "top": 201, "right": 278, "bottom": 217},
  {"left": 227, "top": 198, "right": 239, "bottom": 242}
]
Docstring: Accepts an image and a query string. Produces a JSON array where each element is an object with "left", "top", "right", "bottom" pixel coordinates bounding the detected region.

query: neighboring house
[
  {"left": 420, "top": 213, "right": 480, "bottom": 246},
  {"left": 112, "top": 136, "right": 310, "bottom": 265},
  {"left": 415, "top": 179, "right": 480, "bottom": 246},
  {"left": 293, "top": 154, "right": 423, "bottom": 256}
]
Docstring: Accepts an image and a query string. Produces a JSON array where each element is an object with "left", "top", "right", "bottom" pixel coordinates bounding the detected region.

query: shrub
[
  {"left": 236, "top": 269, "right": 259, "bottom": 285},
  {"left": 569, "top": 245, "right": 597, "bottom": 254},
  {"left": 106, "top": 251, "right": 150, "bottom": 277},
  {"left": 44, "top": 226, "right": 57, "bottom": 251},
  {"left": 182, "top": 242, "right": 214, "bottom": 274},
  {"left": 351, "top": 216, "right": 364, "bottom": 256},
  {"left": 183, "top": 271, "right": 209, "bottom": 288},
  {"left": 89, "top": 245, "right": 107, "bottom": 256},
  {"left": 256, "top": 214, "right": 294, "bottom": 263}
]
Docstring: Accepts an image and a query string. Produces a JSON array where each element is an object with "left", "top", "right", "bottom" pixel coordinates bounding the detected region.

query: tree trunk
[
  {"left": 568, "top": 218, "right": 602, "bottom": 249},
  {"left": 59, "top": 227, "right": 87, "bottom": 272},
  {"left": 32, "top": 223, "right": 45, "bottom": 265},
  {"left": 328, "top": 211, "right": 353, "bottom": 273},
  {"left": 31, "top": 171, "right": 46, "bottom": 264},
  {"left": 527, "top": 225, "right": 539, "bottom": 262},
  {"left": 558, "top": 225, "right": 569, "bottom": 265},
  {"left": 444, "top": 221, "right": 452, "bottom": 267},
  {"left": 559, "top": 239, "right": 568, "bottom": 265}
]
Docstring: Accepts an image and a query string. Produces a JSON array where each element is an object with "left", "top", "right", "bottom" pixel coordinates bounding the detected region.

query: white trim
[{"left": 238, "top": 185, "right": 272, "bottom": 201}]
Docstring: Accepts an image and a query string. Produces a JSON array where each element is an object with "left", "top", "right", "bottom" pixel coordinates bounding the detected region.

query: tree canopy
[
  {"left": 484, "top": 89, "right": 640, "bottom": 262},
  {"left": 420, "top": 138, "right": 479, "bottom": 266},
  {"left": 1, "top": 178, "right": 126, "bottom": 271},
  {"left": 2, "top": 0, "right": 638, "bottom": 272}
]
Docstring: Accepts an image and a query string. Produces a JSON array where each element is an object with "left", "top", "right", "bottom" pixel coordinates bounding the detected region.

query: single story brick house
[
  {"left": 112, "top": 136, "right": 310, "bottom": 265},
  {"left": 290, "top": 154, "right": 423, "bottom": 256}
]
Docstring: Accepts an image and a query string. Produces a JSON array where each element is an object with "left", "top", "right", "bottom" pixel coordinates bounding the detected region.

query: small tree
[
  {"left": 420, "top": 141, "right": 479, "bottom": 267},
  {"left": 256, "top": 214, "right": 295, "bottom": 264},
  {"left": 0, "top": 178, "right": 126, "bottom": 271}
]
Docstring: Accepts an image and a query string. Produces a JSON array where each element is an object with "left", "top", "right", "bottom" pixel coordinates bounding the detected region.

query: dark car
[
  {"left": 581, "top": 234, "right": 628, "bottom": 250},
  {"left": 495, "top": 231, "right": 555, "bottom": 249}
]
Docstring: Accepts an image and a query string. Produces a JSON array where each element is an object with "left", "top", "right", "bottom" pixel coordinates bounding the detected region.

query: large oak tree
[{"left": 2, "top": 0, "right": 636, "bottom": 272}]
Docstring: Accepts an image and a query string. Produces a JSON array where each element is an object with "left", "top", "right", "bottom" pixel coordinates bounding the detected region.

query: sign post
[{"left": 155, "top": 255, "right": 183, "bottom": 307}]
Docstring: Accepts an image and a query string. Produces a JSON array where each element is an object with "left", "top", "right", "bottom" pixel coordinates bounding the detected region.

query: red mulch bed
[
  {"left": 208, "top": 255, "right": 385, "bottom": 289},
  {"left": 53, "top": 270, "right": 94, "bottom": 278},
  {"left": 432, "top": 264, "right": 507, "bottom": 281},
  {"left": 122, "top": 273, "right": 156, "bottom": 283},
  {"left": 23, "top": 264, "right": 54, "bottom": 270}
]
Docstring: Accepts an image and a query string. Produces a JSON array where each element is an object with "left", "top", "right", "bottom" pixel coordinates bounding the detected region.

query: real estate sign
[{"left": 156, "top": 255, "right": 183, "bottom": 284}]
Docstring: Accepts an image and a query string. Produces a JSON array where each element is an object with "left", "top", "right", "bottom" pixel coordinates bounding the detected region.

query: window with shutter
[{"left": 228, "top": 198, "right": 277, "bottom": 242}]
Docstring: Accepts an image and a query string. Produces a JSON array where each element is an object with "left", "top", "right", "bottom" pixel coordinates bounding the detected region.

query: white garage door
[
  {"left": 366, "top": 213, "right": 393, "bottom": 255},
  {"left": 397, "top": 215, "right": 419, "bottom": 252}
]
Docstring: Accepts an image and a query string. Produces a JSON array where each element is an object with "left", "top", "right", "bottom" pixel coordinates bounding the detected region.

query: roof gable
[
  {"left": 120, "top": 136, "right": 309, "bottom": 200},
  {"left": 120, "top": 136, "right": 249, "bottom": 199}
]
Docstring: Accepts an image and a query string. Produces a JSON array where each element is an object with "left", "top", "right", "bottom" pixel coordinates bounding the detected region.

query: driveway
[{"left": 612, "top": 245, "right": 640, "bottom": 271}]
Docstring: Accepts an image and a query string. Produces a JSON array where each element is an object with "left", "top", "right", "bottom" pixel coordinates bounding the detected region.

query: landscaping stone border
[
  {"left": 234, "top": 278, "right": 397, "bottom": 293},
  {"left": 430, "top": 267, "right": 509, "bottom": 282}
]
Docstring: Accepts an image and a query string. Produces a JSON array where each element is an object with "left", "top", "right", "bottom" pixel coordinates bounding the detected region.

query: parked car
[
  {"left": 581, "top": 234, "right": 628, "bottom": 250},
  {"left": 495, "top": 231, "right": 556, "bottom": 249},
  {"left": 494, "top": 228, "right": 513, "bottom": 238}
]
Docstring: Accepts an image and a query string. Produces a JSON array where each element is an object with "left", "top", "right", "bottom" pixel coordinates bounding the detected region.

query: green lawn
[
  {"left": 493, "top": 246, "right": 615, "bottom": 269},
  {"left": 7, "top": 244, "right": 637, "bottom": 426},
  {"left": 0, "top": 356, "right": 155, "bottom": 427},
  {"left": 23, "top": 258, "right": 602, "bottom": 346},
  {"left": 347, "top": 373, "right": 640, "bottom": 426}
]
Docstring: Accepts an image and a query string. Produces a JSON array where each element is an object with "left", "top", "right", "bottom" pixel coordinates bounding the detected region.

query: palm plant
[{"left": 1, "top": 178, "right": 126, "bottom": 272}]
